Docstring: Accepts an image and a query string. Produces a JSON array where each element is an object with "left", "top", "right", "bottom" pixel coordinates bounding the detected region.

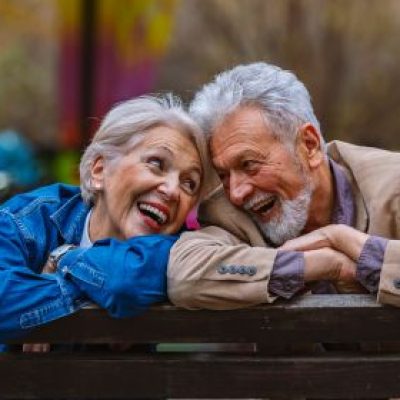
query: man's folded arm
[{"left": 167, "top": 225, "right": 308, "bottom": 309}]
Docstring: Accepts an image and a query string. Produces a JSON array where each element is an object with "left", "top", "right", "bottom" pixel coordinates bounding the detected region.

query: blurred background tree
[
  {"left": 158, "top": 0, "right": 400, "bottom": 149},
  {"left": 1, "top": 0, "right": 400, "bottom": 194}
]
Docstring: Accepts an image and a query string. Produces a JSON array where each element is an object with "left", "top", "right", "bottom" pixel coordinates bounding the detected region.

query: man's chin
[{"left": 254, "top": 219, "right": 304, "bottom": 247}]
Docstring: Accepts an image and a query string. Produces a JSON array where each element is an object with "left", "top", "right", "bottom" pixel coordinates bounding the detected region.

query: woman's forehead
[{"left": 140, "top": 126, "right": 202, "bottom": 170}]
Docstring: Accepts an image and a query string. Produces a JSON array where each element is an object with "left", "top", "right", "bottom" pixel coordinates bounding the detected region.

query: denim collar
[{"left": 50, "top": 191, "right": 91, "bottom": 244}]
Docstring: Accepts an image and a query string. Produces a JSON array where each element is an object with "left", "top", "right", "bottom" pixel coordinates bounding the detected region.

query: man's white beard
[{"left": 248, "top": 184, "right": 313, "bottom": 246}]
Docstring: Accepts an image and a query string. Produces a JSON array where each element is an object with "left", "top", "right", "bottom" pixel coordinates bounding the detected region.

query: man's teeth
[
  {"left": 138, "top": 203, "right": 167, "bottom": 224},
  {"left": 252, "top": 197, "right": 276, "bottom": 213}
]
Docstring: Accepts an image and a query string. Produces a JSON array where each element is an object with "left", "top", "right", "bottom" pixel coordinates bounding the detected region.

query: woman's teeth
[{"left": 138, "top": 203, "right": 167, "bottom": 224}]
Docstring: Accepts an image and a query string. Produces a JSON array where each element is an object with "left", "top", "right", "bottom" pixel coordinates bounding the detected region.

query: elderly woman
[{"left": 0, "top": 94, "right": 206, "bottom": 342}]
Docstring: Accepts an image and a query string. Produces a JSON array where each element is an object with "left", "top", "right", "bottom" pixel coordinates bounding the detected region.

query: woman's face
[{"left": 89, "top": 126, "right": 202, "bottom": 241}]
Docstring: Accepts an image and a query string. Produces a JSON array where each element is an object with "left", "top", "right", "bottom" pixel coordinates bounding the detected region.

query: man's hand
[
  {"left": 281, "top": 224, "right": 369, "bottom": 262},
  {"left": 303, "top": 247, "right": 366, "bottom": 293}
]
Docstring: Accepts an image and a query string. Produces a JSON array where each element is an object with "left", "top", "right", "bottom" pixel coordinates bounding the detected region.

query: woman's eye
[
  {"left": 219, "top": 173, "right": 229, "bottom": 188},
  {"left": 182, "top": 178, "right": 200, "bottom": 195},
  {"left": 148, "top": 157, "right": 164, "bottom": 170}
]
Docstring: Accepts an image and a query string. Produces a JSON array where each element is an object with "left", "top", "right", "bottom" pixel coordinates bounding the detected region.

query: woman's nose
[{"left": 158, "top": 175, "right": 180, "bottom": 201}]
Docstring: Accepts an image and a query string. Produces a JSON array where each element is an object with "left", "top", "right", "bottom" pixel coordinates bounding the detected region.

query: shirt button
[
  {"left": 393, "top": 278, "right": 400, "bottom": 289},
  {"left": 284, "top": 282, "right": 293, "bottom": 291}
]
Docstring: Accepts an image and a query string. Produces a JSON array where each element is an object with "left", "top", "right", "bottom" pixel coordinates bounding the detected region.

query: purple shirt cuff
[
  {"left": 268, "top": 250, "right": 305, "bottom": 299},
  {"left": 356, "top": 235, "right": 388, "bottom": 293}
]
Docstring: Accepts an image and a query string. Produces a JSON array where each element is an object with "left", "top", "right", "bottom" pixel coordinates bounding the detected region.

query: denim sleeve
[
  {"left": 0, "top": 214, "right": 84, "bottom": 341},
  {"left": 58, "top": 235, "right": 178, "bottom": 318},
  {"left": 268, "top": 250, "right": 305, "bottom": 299},
  {"left": 356, "top": 235, "right": 388, "bottom": 293}
]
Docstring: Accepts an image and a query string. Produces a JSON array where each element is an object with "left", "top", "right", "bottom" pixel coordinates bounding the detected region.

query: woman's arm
[
  {"left": 0, "top": 211, "right": 177, "bottom": 341},
  {"left": 56, "top": 235, "right": 177, "bottom": 317},
  {"left": 281, "top": 224, "right": 369, "bottom": 261}
]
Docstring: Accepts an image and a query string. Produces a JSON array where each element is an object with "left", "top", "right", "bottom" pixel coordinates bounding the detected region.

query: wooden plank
[
  {"left": 8, "top": 295, "right": 400, "bottom": 344},
  {"left": 2, "top": 353, "right": 400, "bottom": 399}
]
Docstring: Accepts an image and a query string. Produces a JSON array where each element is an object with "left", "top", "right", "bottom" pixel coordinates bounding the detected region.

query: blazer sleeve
[
  {"left": 377, "top": 239, "right": 400, "bottom": 306},
  {"left": 167, "top": 225, "right": 278, "bottom": 310}
]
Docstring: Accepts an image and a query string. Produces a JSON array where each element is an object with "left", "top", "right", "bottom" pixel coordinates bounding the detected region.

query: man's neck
[{"left": 303, "top": 158, "right": 334, "bottom": 233}]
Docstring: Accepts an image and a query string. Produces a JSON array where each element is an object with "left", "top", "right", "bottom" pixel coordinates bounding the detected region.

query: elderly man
[{"left": 168, "top": 62, "right": 400, "bottom": 309}]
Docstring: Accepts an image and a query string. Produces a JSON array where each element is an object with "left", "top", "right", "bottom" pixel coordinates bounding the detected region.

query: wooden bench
[{"left": 3, "top": 294, "right": 400, "bottom": 399}]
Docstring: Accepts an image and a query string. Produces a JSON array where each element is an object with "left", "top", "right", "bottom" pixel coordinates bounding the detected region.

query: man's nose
[
  {"left": 158, "top": 175, "right": 180, "bottom": 201},
  {"left": 228, "top": 173, "right": 252, "bottom": 207}
]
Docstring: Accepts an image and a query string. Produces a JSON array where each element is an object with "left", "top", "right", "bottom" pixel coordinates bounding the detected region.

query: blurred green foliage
[{"left": 1, "top": 0, "right": 400, "bottom": 177}]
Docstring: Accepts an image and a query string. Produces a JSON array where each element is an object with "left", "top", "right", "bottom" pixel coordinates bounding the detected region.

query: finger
[
  {"left": 22, "top": 344, "right": 34, "bottom": 352},
  {"left": 23, "top": 343, "right": 50, "bottom": 353},
  {"left": 281, "top": 235, "right": 330, "bottom": 251},
  {"left": 42, "top": 260, "right": 56, "bottom": 274}
]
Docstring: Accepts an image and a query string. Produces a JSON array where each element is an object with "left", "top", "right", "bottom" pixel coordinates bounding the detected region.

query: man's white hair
[
  {"left": 189, "top": 62, "right": 325, "bottom": 150},
  {"left": 80, "top": 94, "right": 207, "bottom": 204}
]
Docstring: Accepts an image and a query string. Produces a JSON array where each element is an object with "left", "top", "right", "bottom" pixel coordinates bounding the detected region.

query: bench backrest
[{"left": 2, "top": 294, "right": 400, "bottom": 399}]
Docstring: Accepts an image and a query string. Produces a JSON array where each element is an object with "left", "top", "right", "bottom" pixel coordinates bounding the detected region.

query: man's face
[
  {"left": 90, "top": 126, "right": 202, "bottom": 241},
  {"left": 211, "top": 106, "right": 313, "bottom": 245}
]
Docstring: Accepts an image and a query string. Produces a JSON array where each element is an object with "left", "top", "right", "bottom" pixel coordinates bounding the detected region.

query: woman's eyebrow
[
  {"left": 151, "top": 145, "right": 173, "bottom": 155},
  {"left": 188, "top": 166, "right": 202, "bottom": 175}
]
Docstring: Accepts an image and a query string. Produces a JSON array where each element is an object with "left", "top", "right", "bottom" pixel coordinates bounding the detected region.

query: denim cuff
[
  {"left": 268, "top": 250, "right": 305, "bottom": 299},
  {"left": 58, "top": 248, "right": 105, "bottom": 290},
  {"left": 356, "top": 235, "right": 388, "bottom": 293}
]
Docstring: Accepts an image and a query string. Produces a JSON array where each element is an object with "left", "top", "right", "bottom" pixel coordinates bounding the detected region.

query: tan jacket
[{"left": 168, "top": 141, "right": 400, "bottom": 309}]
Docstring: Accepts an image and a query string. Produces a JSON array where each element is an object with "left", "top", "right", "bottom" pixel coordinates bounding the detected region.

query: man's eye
[
  {"left": 242, "top": 160, "right": 258, "bottom": 171},
  {"left": 242, "top": 160, "right": 256, "bottom": 170},
  {"left": 148, "top": 157, "right": 164, "bottom": 170},
  {"left": 217, "top": 171, "right": 227, "bottom": 182},
  {"left": 218, "top": 172, "right": 230, "bottom": 188}
]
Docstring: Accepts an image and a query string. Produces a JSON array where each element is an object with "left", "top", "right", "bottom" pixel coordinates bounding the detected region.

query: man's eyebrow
[{"left": 240, "top": 149, "right": 269, "bottom": 160}]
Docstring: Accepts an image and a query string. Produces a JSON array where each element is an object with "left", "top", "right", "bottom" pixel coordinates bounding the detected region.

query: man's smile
[{"left": 245, "top": 194, "right": 278, "bottom": 220}]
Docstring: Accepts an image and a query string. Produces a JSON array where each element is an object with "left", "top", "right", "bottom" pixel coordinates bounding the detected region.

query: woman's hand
[
  {"left": 281, "top": 224, "right": 370, "bottom": 262},
  {"left": 303, "top": 247, "right": 367, "bottom": 294},
  {"left": 280, "top": 228, "right": 331, "bottom": 252}
]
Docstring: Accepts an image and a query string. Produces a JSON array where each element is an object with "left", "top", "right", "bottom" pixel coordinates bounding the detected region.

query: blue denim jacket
[{"left": 0, "top": 183, "right": 178, "bottom": 341}]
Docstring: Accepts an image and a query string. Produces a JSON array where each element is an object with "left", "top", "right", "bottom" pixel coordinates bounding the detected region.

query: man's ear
[
  {"left": 296, "top": 123, "right": 324, "bottom": 169},
  {"left": 90, "top": 156, "right": 105, "bottom": 190}
]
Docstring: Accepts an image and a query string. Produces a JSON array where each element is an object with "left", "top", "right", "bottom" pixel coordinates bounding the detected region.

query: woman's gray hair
[
  {"left": 80, "top": 94, "right": 208, "bottom": 204},
  {"left": 189, "top": 62, "right": 325, "bottom": 151}
]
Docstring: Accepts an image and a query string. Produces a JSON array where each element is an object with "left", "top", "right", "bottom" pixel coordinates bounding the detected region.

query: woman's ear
[
  {"left": 296, "top": 123, "right": 324, "bottom": 169},
  {"left": 90, "top": 156, "right": 105, "bottom": 190}
]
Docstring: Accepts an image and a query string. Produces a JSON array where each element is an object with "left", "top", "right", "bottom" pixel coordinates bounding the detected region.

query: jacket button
[
  {"left": 393, "top": 279, "right": 400, "bottom": 289},
  {"left": 217, "top": 266, "right": 228, "bottom": 274},
  {"left": 238, "top": 266, "right": 246, "bottom": 274},
  {"left": 229, "top": 265, "right": 237, "bottom": 274}
]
